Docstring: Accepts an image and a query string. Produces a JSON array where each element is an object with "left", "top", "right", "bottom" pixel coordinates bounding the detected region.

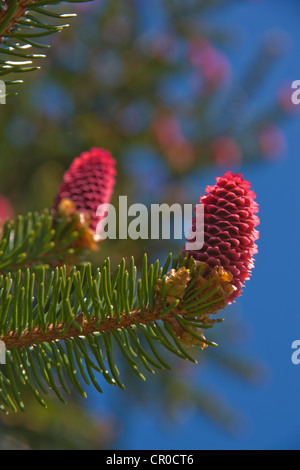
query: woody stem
[
  {"left": 0, "top": 0, "right": 40, "bottom": 40},
  {"left": 1, "top": 306, "right": 175, "bottom": 351}
]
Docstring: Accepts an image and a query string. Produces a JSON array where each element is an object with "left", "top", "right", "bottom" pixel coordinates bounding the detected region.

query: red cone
[
  {"left": 54, "top": 148, "right": 116, "bottom": 231},
  {"left": 183, "top": 171, "right": 259, "bottom": 301}
]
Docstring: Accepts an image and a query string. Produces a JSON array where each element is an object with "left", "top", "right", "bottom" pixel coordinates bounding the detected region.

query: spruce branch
[
  {"left": 0, "top": 207, "right": 98, "bottom": 273},
  {"left": 0, "top": 0, "right": 93, "bottom": 91},
  {"left": 0, "top": 0, "right": 34, "bottom": 40},
  {"left": 0, "top": 254, "right": 234, "bottom": 412}
]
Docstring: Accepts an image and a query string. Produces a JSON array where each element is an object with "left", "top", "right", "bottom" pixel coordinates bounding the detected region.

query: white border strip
[{"left": 0, "top": 340, "right": 6, "bottom": 364}]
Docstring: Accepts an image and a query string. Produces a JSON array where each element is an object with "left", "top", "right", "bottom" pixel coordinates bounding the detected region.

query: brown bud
[
  {"left": 186, "top": 259, "right": 236, "bottom": 316},
  {"left": 155, "top": 266, "right": 191, "bottom": 305},
  {"left": 56, "top": 198, "right": 100, "bottom": 252}
]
